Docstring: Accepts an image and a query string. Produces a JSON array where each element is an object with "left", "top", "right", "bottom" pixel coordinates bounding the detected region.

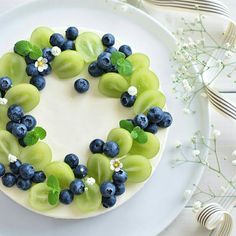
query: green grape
[
  {"left": 130, "top": 69, "right": 159, "bottom": 96},
  {"left": 133, "top": 90, "right": 166, "bottom": 114},
  {"left": 121, "top": 155, "right": 152, "bottom": 183},
  {"left": 52, "top": 50, "right": 84, "bottom": 79},
  {"left": 75, "top": 32, "right": 104, "bottom": 63},
  {"left": 0, "top": 130, "right": 20, "bottom": 166},
  {"left": 0, "top": 105, "right": 9, "bottom": 131},
  {"left": 30, "top": 26, "right": 54, "bottom": 49},
  {"left": 87, "top": 154, "right": 112, "bottom": 185},
  {"left": 19, "top": 142, "right": 52, "bottom": 171},
  {"left": 98, "top": 73, "right": 129, "bottom": 98},
  {"left": 5, "top": 84, "right": 40, "bottom": 112},
  {"left": 107, "top": 128, "right": 133, "bottom": 157},
  {"left": 0, "top": 52, "right": 29, "bottom": 85},
  {"left": 126, "top": 53, "right": 150, "bottom": 71},
  {"left": 29, "top": 183, "right": 58, "bottom": 211},
  {"left": 75, "top": 180, "right": 101, "bottom": 213},
  {"left": 44, "top": 161, "right": 75, "bottom": 189},
  {"left": 129, "top": 132, "right": 160, "bottom": 159}
]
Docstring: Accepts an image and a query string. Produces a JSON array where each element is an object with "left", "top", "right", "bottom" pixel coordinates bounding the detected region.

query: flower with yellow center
[
  {"left": 110, "top": 159, "right": 123, "bottom": 172},
  {"left": 35, "top": 57, "right": 48, "bottom": 72}
]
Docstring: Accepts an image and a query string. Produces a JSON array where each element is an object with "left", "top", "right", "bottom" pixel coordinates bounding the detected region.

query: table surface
[{"left": 0, "top": 0, "right": 236, "bottom": 235}]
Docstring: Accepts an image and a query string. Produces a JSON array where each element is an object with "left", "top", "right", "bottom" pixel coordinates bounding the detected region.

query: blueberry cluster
[
  {"left": 89, "top": 139, "right": 120, "bottom": 158},
  {"left": 100, "top": 169, "right": 127, "bottom": 208},
  {"left": 0, "top": 160, "right": 46, "bottom": 191},
  {"left": 6, "top": 104, "right": 37, "bottom": 146},
  {"left": 88, "top": 33, "right": 132, "bottom": 77},
  {"left": 0, "top": 76, "right": 12, "bottom": 97},
  {"left": 120, "top": 91, "right": 136, "bottom": 107}
]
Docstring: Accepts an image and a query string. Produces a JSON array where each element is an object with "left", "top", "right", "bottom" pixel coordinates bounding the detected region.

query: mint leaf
[
  {"left": 14, "top": 40, "right": 32, "bottom": 57},
  {"left": 118, "top": 60, "right": 133, "bottom": 76},
  {"left": 48, "top": 190, "right": 59, "bottom": 205},
  {"left": 119, "top": 120, "right": 134, "bottom": 133},
  {"left": 117, "top": 58, "right": 126, "bottom": 66},
  {"left": 29, "top": 45, "right": 42, "bottom": 60},
  {"left": 23, "top": 132, "right": 39, "bottom": 146},
  {"left": 131, "top": 130, "right": 138, "bottom": 139},
  {"left": 47, "top": 175, "right": 60, "bottom": 191},
  {"left": 136, "top": 130, "right": 148, "bottom": 144},
  {"left": 34, "top": 126, "right": 47, "bottom": 140},
  {"left": 111, "top": 51, "right": 125, "bottom": 65}
]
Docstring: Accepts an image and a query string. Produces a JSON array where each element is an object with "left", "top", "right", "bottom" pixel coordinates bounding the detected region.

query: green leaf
[
  {"left": 29, "top": 45, "right": 42, "bottom": 60},
  {"left": 131, "top": 126, "right": 148, "bottom": 144},
  {"left": 111, "top": 51, "right": 125, "bottom": 65},
  {"left": 117, "top": 58, "right": 126, "bottom": 66},
  {"left": 47, "top": 175, "right": 60, "bottom": 191},
  {"left": 14, "top": 40, "right": 32, "bottom": 57},
  {"left": 131, "top": 130, "right": 138, "bottom": 139},
  {"left": 34, "top": 126, "right": 47, "bottom": 140},
  {"left": 119, "top": 120, "right": 134, "bottom": 133},
  {"left": 118, "top": 60, "right": 133, "bottom": 76},
  {"left": 23, "top": 132, "right": 39, "bottom": 146},
  {"left": 48, "top": 189, "right": 59, "bottom": 205}
]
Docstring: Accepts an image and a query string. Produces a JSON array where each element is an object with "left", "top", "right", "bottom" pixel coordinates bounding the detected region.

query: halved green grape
[
  {"left": 129, "top": 132, "right": 160, "bottom": 159},
  {"left": 98, "top": 73, "right": 129, "bottom": 98},
  {"left": 87, "top": 154, "right": 112, "bottom": 185},
  {"left": 52, "top": 50, "right": 84, "bottom": 79},
  {"left": 19, "top": 142, "right": 52, "bottom": 171},
  {"left": 75, "top": 32, "right": 104, "bottom": 63},
  {"left": 133, "top": 90, "right": 166, "bottom": 114},
  {"left": 30, "top": 26, "right": 54, "bottom": 49},
  {"left": 5, "top": 84, "right": 40, "bottom": 112},
  {"left": 0, "top": 52, "right": 29, "bottom": 85},
  {"left": 0, "top": 105, "right": 9, "bottom": 131},
  {"left": 121, "top": 155, "right": 152, "bottom": 183},
  {"left": 107, "top": 128, "right": 133, "bottom": 157},
  {"left": 29, "top": 183, "right": 58, "bottom": 211},
  {"left": 0, "top": 130, "right": 20, "bottom": 166},
  {"left": 127, "top": 53, "right": 150, "bottom": 71},
  {"left": 75, "top": 180, "right": 101, "bottom": 213},
  {"left": 44, "top": 161, "right": 75, "bottom": 189},
  {"left": 130, "top": 69, "right": 159, "bottom": 96}
]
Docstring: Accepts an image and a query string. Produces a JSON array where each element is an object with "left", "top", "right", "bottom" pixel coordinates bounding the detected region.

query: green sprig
[
  {"left": 47, "top": 175, "right": 60, "bottom": 205},
  {"left": 23, "top": 126, "right": 47, "bottom": 146}
]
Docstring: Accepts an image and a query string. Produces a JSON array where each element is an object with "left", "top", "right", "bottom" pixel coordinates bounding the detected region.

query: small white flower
[
  {"left": 35, "top": 57, "right": 48, "bottom": 72},
  {"left": 86, "top": 177, "right": 95, "bottom": 186},
  {"left": 183, "top": 108, "right": 191, "bottom": 114},
  {"left": 128, "top": 86, "right": 137, "bottom": 96},
  {"left": 192, "top": 149, "right": 200, "bottom": 157},
  {"left": 175, "top": 140, "right": 182, "bottom": 148},
  {"left": 184, "top": 189, "right": 192, "bottom": 200},
  {"left": 232, "top": 150, "right": 236, "bottom": 157},
  {"left": 225, "top": 42, "right": 231, "bottom": 49},
  {"left": 8, "top": 154, "right": 17, "bottom": 163},
  {"left": 51, "top": 46, "right": 61, "bottom": 56},
  {"left": 213, "top": 129, "right": 221, "bottom": 137},
  {"left": 193, "top": 201, "right": 202, "bottom": 212},
  {"left": 110, "top": 159, "right": 123, "bottom": 172},
  {"left": 201, "top": 92, "right": 207, "bottom": 98},
  {"left": 232, "top": 160, "right": 236, "bottom": 166},
  {"left": 0, "top": 98, "right": 8, "bottom": 105}
]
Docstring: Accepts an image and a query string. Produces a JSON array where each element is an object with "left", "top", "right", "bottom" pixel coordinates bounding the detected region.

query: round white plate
[{"left": 0, "top": 0, "right": 209, "bottom": 235}]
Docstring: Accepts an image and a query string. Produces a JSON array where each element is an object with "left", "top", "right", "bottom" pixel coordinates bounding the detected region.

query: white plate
[{"left": 0, "top": 0, "right": 210, "bottom": 235}]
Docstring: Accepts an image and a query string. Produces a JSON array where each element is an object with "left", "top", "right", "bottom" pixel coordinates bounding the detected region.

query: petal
[
  {"left": 37, "top": 57, "right": 43, "bottom": 62},
  {"left": 35, "top": 61, "right": 39, "bottom": 67},
  {"left": 42, "top": 58, "right": 48, "bottom": 64},
  {"left": 38, "top": 66, "right": 44, "bottom": 72},
  {"left": 43, "top": 64, "right": 49, "bottom": 70}
]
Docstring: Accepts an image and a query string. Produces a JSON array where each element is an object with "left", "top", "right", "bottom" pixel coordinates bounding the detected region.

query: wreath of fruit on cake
[{"left": 0, "top": 26, "right": 172, "bottom": 213}]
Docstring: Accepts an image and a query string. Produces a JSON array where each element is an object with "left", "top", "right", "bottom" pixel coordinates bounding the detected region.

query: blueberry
[
  {"left": 61, "top": 40, "right": 75, "bottom": 51},
  {"left": 50, "top": 33, "right": 65, "bottom": 48},
  {"left": 18, "top": 138, "right": 27, "bottom": 147},
  {"left": 147, "top": 107, "right": 164, "bottom": 124},
  {"left": 100, "top": 181, "right": 116, "bottom": 197},
  {"left": 39, "top": 64, "right": 52, "bottom": 76},
  {"left": 32, "top": 171, "right": 46, "bottom": 183},
  {"left": 120, "top": 92, "right": 136, "bottom": 107},
  {"left": 16, "top": 177, "right": 32, "bottom": 191},
  {"left": 64, "top": 153, "right": 79, "bottom": 169},
  {"left": 69, "top": 179, "right": 85, "bottom": 195},
  {"left": 104, "top": 64, "right": 118, "bottom": 73},
  {"left": 7, "top": 105, "right": 24, "bottom": 122},
  {"left": 133, "top": 114, "right": 149, "bottom": 129},
  {"left": 65, "top": 27, "right": 79, "bottom": 40},
  {"left": 6, "top": 121, "right": 18, "bottom": 133},
  {"left": 112, "top": 170, "right": 128, "bottom": 184},
  {"left": 74, "top": 79, "right": 90, "bottom": 93},
  {"left": 104, "top": 47, "right": 117, "bottom": 54},
  {"left": 30, "top": 75, "right": 46, "bottom": 91},
  {"left": 102, "top": 34, "right": 115, "bottom": 47},
  {"left": 73, "top": 165, "right": 88, "bottom": 179},
  {"left": 114, "top": 183, "right": 125, "bottom": 196},
  {"left": 26, "top": 64, "right": 39, "bottom": 76},
  {"left": 0, "top": 77, "right": 12, "bottom": 91},
  {"left": 21, "top": 115, "right": 37, "bottom": 131},
  {"left": 89, "top": 139, "right": 104, "bottom": 154},
  {"left": 25, "top": 55, "right": 36, "bottom": 65},
  {"left": 19, "top": 163, "right": 35, "bottom": 180},
  {"left": 97, "top": 52, "right": 112, "bottom": 70},
  {"left": 0, "top": 163, "right": 5, "bottom": 177},
  {"left": 42, "top": 48, "right": 54, "bottom": 62},
  {"left": 102, "top": 195, "right": 116, "bottom": 208},
  {"left": 9, "top": 160, "right": 22, "bottom": 174},
  {"left": 2, "top": 173, "right": 17, "bottom": 187},
  {"left": 119, "top": 45, "right": 132, "bottom": 57},
  {"left": 103, "top": 141, "right": 119, "bottom": 158},
  {"left": 145, "top": 123, "right": 158, "bottom": 134},
  {"left": 88, "top": 61, "right": 104, "bottom": 77},
  {"left": 59, "top": 189, "right": 74, "bottom": 204},
  {"left": 158, "top": 112, "right": 173, "bottom": 128},
  {"left": 12, "top": 123, "right": 27, "bottom": 139}
]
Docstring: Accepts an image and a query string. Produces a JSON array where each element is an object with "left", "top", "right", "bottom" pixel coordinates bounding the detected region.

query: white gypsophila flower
[
  {"left": 128, "top": 86, "right": 137, "bottom": 96},
  {"left": 86, "top": 177, "right": 95, "bottom": 186},
  {"left": 110, "top": 159, "right": 123, "bottom": 172},
  {"left": 232, "top": 150, "right": 236, "bottom": 157},
  {"left": 8, "top": 154, "right": 17, "bottom": 163},
  {"left": 193, "top": 201, "right": 202, "bottom": 212},
  {"left": 200, "top": 92, "right": 207, "bottom": 98},
  {"left": 35, "top": 57, "right": 48, "bottom": 72},
  {"left": 225, "top": 42, "right": 231, "bottom": 49},
  {"left": 183, "top": 108, "right": 191, "bottom": 114},
  {"left": 175, "top": 140, "right": 182, "bottom": 148},
  {"left": 192, "top": 149, "right": 200, "bottom": 157},
  {"left": 0, "top": 98, "right": 8, "bottom": 105},
  {"left": 213, "top": 129, "right": 221, "bottom": 137},
  {"left": 232, "top": 160, "right": 236, "bottom": 166},
  {"left": 51, "top": 46, "right": 61, "bottom": 56},
  {"left": 184, "top": 189, "right": 192, "bottom": 200}
]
